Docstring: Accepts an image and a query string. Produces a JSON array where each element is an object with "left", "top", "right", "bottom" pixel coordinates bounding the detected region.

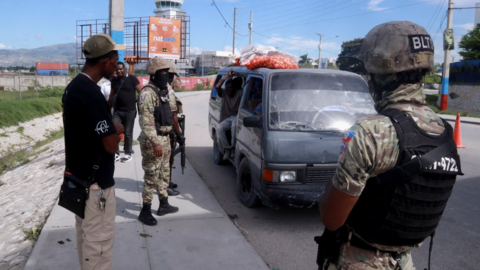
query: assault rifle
[{"left": 170, "top": 115, "right": 186, "bottom": 174}]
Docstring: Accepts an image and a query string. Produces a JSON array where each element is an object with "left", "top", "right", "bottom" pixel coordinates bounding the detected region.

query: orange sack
[{"left": 246, "top": 55, "right": 299, "bottom": 70}]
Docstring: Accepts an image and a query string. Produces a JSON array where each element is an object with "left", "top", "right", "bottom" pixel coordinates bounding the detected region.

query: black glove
[{"left": 176, "top": 132, "right": 185, "bottom": 146}]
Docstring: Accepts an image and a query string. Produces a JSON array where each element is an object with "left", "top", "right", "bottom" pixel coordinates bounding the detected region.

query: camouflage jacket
[
  {"left": 332, "top": 83, "right": 445, "bottom": 252},
  {"left": 167, "top": 83, "right": 177, "bottom": 112},
  {"left": 137, "top": 82, "right": 173, "bottom": 146}
]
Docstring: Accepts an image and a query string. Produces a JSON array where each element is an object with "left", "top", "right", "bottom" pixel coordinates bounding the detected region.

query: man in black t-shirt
[
  {"left": 63, "top": 34, "right": 125, "bottom": 270},
  {"left": 109, "top": 62, "right": 141, "bottom": 163}
]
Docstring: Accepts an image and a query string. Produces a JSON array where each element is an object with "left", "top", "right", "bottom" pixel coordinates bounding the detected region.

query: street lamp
[{"left": 316, "top": 34, "right": 339, "bottom": 69}]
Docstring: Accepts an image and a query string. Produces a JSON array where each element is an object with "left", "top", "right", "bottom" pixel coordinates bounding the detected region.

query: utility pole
[
  {"left": 249, "top": 11, "right": 253, "bottom": 44},
  {"left": 233, "top": 7, "right": 236, "bottom": 54},
  {"left": 316, "top": 33, "right": 322, "bottom": 69},
  {"left": 440, "top": 0, "right": 454, "bottom": 111}
]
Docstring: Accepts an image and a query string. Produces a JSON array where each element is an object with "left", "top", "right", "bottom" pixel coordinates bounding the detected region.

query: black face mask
[
  {"left": 151, "top": 71, "right": 169, "bottom": 92},
  {"left": 168, "top": 73, "right": 175, "bottom": 85}
]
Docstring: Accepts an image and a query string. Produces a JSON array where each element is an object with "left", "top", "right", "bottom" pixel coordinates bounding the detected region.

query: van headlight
[{"left": 280, "top": 171, "right": 296, "bottom": 182}]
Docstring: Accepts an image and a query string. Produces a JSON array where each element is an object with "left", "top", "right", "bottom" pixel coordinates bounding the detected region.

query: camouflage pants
[
  {"left": 139, "top": 135, "right": 171, "bottom": 204},
  {"left": 327, "top": 245, "right": 415, "bottom": 270}
]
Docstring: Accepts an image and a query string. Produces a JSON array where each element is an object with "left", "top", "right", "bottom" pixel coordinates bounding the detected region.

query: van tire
[
  {"left": 213, "top": 133, "right": 226, "bottom": 165},
  {"left": 237, "top": 158, "right": 261, "bottom": 208}
]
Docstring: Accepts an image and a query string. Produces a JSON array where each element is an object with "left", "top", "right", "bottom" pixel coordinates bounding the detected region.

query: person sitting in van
[{"left": 215, "top": 70, "right": 244, "bottom": 160}]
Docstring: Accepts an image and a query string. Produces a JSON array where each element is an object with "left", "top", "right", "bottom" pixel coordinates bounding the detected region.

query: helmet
[
  {"left": 167, "top": 61, "right": 180, "bottom": 76},
  {"left": 358, "top": 21, "right": 434, "bottom": 74},
  {"left": 146, "top": 56, "right": 170, "bottom": 75}
]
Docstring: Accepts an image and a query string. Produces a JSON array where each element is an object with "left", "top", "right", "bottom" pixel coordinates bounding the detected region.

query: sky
[{"left": 0, "top": 0, "right": 479, "bottom": 64}]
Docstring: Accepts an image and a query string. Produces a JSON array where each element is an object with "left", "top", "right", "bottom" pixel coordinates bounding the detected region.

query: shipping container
[
  {"left": 37, "top": 70, "right": 68, "bottom": 76},
  {"left": 36, "top": 62, "right": 69, "bottom": 71}
]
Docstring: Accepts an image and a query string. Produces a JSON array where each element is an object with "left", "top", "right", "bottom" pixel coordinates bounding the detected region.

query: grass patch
[
  {"left": 0, "top": 97, "right": 62, "bottom": 128},
  {"left": 22, "top": 217, "right": 48, "bottom": 242},
  {"left": 17, "top": 126, "right": 25, "bottom": 133},
  {"left": 0, "top": 133, "right": 8, "bottom": 137},
  {"left": 426, "top": 94, "right": 480, "bottom": 118},
  {"left": 119, "top": 140, "right": 139, "bottom": 147},
  {"left": 0, "top": 129, "right": 64, "bottom": 175}
]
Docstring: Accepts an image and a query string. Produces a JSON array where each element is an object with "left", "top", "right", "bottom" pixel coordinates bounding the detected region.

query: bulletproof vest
[
  {"left": 143, "top": 85, "right": 173, "bottom": 130},
  {"left": 346, "top": 108, "right": 462, "bottom": 246}
]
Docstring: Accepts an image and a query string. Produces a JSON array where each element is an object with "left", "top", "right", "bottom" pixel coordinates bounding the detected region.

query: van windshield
[{"left": 269, "top": 73, "right": 376, "bottom": 131}]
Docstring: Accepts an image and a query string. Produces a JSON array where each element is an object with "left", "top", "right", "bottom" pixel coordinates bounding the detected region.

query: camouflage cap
[
  {"left": 167, "top": 61, "right": 180, "bottom": 77},
  {"left": 358, "top": 21, "right": 434, "bottom": 74},
  {"left": 146, "top": 56, "right": 170, "bottom": 75},
  {"left": 82, "top": 34, "right": 126, "bottom": 59}
]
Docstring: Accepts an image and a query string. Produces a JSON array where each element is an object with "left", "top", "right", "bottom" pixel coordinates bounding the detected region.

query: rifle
[
  {"left": 314, "top": 227, "right": 348, "bottom": 270},
  {"left": 169, "top": 115, "right": 186, "bottom": 174}
]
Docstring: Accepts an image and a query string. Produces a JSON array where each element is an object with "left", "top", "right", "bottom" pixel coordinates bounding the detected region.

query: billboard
[{"left": 148, "top": 17, "right": 182, "bottom": 59}]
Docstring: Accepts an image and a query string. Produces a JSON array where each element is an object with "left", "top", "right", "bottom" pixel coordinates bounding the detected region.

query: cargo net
[{"left": 231, "top": 44, "right": 299, "bottom": 70}]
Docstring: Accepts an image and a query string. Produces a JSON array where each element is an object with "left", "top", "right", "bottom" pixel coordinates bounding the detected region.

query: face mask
[
  {"left": 168, "top": 73, "right": 175, "bottom": 85},
  {"left": 151, "top": 71, "right": 169, "bottom": 91}
]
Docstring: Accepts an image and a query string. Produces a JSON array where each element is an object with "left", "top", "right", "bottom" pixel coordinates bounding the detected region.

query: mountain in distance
[{"left": 0, "top": 43, "right": 76, "bottom": 67}]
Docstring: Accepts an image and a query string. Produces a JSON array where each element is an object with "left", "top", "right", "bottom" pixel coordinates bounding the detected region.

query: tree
[
  {"left": 298, "top": 54, "right": 311, "bottom": 65},
  {"left": 207, "top": 69, "right": 218, "bottom": 75},
  {"left": 458, "top": 23, "right": 480, "bottom": 61},
  {"left": 336, "top": 38, "right": 367, "bottom": 75}
]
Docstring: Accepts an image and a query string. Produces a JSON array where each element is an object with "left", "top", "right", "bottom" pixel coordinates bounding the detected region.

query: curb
[{"left": 443, "top": 118, "right": 480, "bottom": 125}]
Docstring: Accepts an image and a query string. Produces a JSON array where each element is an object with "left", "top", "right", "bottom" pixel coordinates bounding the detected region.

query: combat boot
[
  {"left": 157, "top": 198, "right": 179, "bottom": 216},
  {"left": 138, "top": 203, "right": 157, "bottom": 226},
  {"left": 169, "top": 181, "right": 178, "bottom": 189},
  {"left": 167, "top": 188, "right": 180, "bottom": 196}
]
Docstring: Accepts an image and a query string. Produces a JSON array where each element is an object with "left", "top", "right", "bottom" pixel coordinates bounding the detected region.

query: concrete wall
[
  {"left": 0, "top": 75, "right": 69, "bottom": 91},
  {"left": 436, "top": 84, "right": 480, "bottom": 113}
]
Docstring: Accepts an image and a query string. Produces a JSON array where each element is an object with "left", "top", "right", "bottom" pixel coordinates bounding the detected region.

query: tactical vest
[
  {"left": 142, "top": 85, "right": 173, "bottom": 131},
  {"left": 346, "top": 108, "right": 463, "bottom": 247}
]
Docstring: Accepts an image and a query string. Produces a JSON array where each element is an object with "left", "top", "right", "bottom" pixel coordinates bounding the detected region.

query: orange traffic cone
[
  {"left": 120, "top": 133, "right": 124, "bottom": 142},
  {"left": 453, "top": 114, "right": 465, "bottom": 148}
]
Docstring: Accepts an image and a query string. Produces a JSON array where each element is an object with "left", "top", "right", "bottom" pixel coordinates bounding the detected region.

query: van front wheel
[
  {"left": 213, "top": 133, "right": 226, "bottom": 165},
  {"left": 237, "top": 158, "right": 261, "bottom": 208}
]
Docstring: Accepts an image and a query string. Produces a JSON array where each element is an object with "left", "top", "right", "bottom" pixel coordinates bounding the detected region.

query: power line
[
  {"left": 256, "top": 0, "right": 369, "bottom": 31},
  {"left": 255, "top": 0, "right": 353, "bottom": 24},
  {"left": 427, "top": 0, "right": 446, "bottom": 33},
  {"left": 211, "top": 0, "right": 247, "bottom": 37},
  {"left": 258, "top": 0, "right": 436, "bottom": 32}
]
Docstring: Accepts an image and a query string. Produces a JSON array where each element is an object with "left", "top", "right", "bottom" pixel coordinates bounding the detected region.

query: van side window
[
  {"left": 243, "top": 77, "right": 263, "bottom": 114},
  {"left": 211, "top": 75, "right": 223, "bottom": 100}
]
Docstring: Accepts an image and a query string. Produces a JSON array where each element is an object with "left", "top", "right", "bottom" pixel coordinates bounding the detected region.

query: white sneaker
[
  {"left": 121, "top": 155, "right": 132, "bottom": 163},
  {"left": 115, "top": 154, "right": 121, "bottom": 162}
]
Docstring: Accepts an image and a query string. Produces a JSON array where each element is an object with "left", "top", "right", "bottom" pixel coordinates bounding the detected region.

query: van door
[
  {"left": 209, "top": 74, "right": 224, "bottom": 138},
  {"left": 236, "top": 75, "right": 264, "bottom": 171}
]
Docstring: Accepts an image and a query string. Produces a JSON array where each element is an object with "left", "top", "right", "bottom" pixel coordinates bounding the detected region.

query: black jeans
[{"left": 112, "top": 110, "right": 136, "bottom": 155}]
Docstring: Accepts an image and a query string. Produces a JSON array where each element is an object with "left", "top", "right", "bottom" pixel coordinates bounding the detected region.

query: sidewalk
[
  {"left": 439, "top": 114, "right": 480, "bottom": 125},
  {"left": 24, "top": 99, "right": 269, "bottom": 270}
]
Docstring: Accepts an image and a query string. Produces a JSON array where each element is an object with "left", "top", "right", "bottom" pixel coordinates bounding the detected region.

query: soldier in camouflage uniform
[
  {"left": 137, "top": 57, "right": 180, "bottom": 226},
  {"left": 166, "top": 61, "right": 185, "bottom": 193},
  {"left": 319, "top": 21, "right": 461, "bottom": 270}
]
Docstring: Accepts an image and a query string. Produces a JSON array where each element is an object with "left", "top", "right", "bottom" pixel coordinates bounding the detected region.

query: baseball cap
[{"left": 82, "top": 34, "right": 126, "bottom": 59}]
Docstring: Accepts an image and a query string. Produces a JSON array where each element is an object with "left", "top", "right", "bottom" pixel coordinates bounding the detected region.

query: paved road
[{"left": 181, "top": 92, "right": 480, "bottom": 270}]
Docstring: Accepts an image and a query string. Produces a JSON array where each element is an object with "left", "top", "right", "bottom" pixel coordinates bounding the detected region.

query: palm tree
[{"left": 298, "top": 54, "right": 311, "bottom": 65}]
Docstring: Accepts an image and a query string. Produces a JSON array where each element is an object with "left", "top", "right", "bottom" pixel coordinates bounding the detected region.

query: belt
[
  {"left": 350, "top": 235, "right": 404, "bottom": 260},
  {"left": 157, "top": 131, "right": 170, "bottom": 136}
]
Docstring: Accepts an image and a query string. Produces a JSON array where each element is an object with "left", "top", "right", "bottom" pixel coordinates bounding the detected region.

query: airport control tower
[{"left": 154, "top": 0, "right": 187, "bottom": 19}]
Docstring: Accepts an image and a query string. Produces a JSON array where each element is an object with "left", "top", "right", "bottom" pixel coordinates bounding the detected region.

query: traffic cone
[
  {"left": 120, "top": 133, "right": 124, "bottom": 142},
  {"left": 453, "top": 113, "right": 465, "bottom": 148}
]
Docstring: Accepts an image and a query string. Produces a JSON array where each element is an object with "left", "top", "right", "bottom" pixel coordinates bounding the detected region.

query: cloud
[
  {"left": 0, "top": 43, "right": 13, "bottom": 49},
  {"left": 35, "top": 34, "right": 42, "bottom": 40},
  {"left": 224, "top": 45, "right": 240, "bottom": 55},
  {"left": 189, "top": 46, "right": 203, "bottom": 55},
  {"left": 264, "top": 35, "right": 340, "bottom": 53},
  {"left": 59, "top": 34, "right": 77, "bottom": 41},
  {"left": 367, "top": 0, "right": 387, "bottom": 12},
  {"left": 455, "top": 23, "right": 474, "bottom": 31}
]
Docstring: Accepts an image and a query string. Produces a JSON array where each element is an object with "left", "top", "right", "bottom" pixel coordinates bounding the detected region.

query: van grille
[{"left": 305, "top": 167, "right": 336, "bottom": 184}]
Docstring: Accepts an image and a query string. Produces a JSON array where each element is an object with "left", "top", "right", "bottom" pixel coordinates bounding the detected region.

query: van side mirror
[{"left": 244, "top": 116, "right": 262, "bottom": 128}]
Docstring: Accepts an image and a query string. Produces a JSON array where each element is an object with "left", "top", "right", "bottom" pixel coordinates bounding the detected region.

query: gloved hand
[{"left": 176, "top": 132, "right": 185, "bottom": 146}]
